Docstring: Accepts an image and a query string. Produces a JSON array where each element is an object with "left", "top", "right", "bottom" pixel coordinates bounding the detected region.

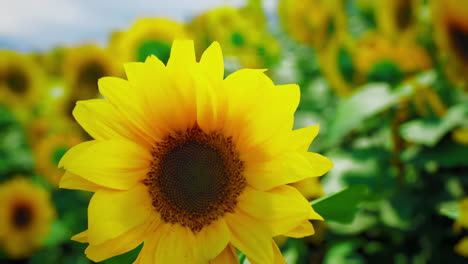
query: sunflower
[
  {"left": 0, "top": 50, "right": 43, "bottom": 109},
  {"left": 41, "top": 47, "right": 67, "bottom": 77},
  {"left": 0, "top": 177, "right": 55, "bottom": 259},
  {"left": 278, "top": 0, "right": 346, "bottom": 50},
  {"left": 240, "top": 0, "right": 267, "bottom": 29},
  {"left": 190, "top": 7, "right": 280, "bottom": 69},
  {"left": 62, "top": 44, "right": 118, "bottom": 121},
  {"left": 319, "top": 34, "right": 356, "bottom": 97},
  {"left": 59, "top": 40, "right": 333, "bottom": 263},
  {"left": 34, "top": 133, "right": 83, "bottom": 186},
  {"left": 353, "top": 32, "right": 431, "bottom": 85},
  {"left": 432, "top": 0, "right": 468, "bottom": 88},
  {"left": 375, "top": 0, "right": 419, "bottom": 40},
  {"left": 111, "top": 18, "right": 189, "bottom": 65}
]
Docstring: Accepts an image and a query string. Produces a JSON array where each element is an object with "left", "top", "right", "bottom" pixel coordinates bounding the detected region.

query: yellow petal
[
  {"left": 194, "top": 68, "right": 222, "bottom": 132},
  {"left": 88, "top": 183, "right": 152, "bottom": 245},
  {"left": 222, "top": 69, "right": 270, "bottom": 139},
  {"left": 272, "top": 241, "right": 287, "bottom": 264},
  {"left": 58, "top": 140, "right": 97, "bottom": 168},
  {"left": 136, "top": 238, "right": 157, "bottom": 264},
  {"left": 225, "top": 211, "right": 273, "bottom": 263},
  {"left": 237, "top": 185, "right": 317, "bottom": 236},
  {"left": 132, "top": 254, "right": 141, "bottom": 264},
  {"left": 71, "top": 230, "right": 88, "bottom": 243},
  {"left": 155, "top": 224, "right": 203, "bottom": 263},
  {"left": 98, "top": 77, "right": 157, "bottom": 146},
  {"left": 250, "top": 241, "right": 287, "bottom": 264},
  {"left": 73, "top": 99, "right": 148, "bottom": 147},
  {"left": 199, "top": 41, "right": 224, "bottom": 85},
  {"left": 303, "top": 152, "right": 334, "bottom": 177},
  {"left": 194, "top": 218, "right": 230, "bottom": 261},
  {"left": 127, "top": 57, "right": 193, "bottom": 134},
  {"left": 209, "top": 244, "right": 239, "bottom": 264},
  {"left": 167, "top": 39, "right": 196, "bottom": 69},
  {"left": 59, "top": 171, "right": 102, "bottom": 192},
  {"left": 60, "top": 140, "right": 151, "bottom": 190},
  {"left": 85, "top": 222, "right": 147, "bottom": 262},
  {"left": 245, "top": 151, "right": 318, "bottom": 191},
  {"left": 283, "top": 220, "right": 315, "bottom": 238},
  {"left": 237, "top": 83, "right": 300, "bottom": 150},
  {"left": 133, "top": 221, "right": 166, "bottom": 264},
  {"left": 290, "top": 125, "right": 320, "bottom": 151}
]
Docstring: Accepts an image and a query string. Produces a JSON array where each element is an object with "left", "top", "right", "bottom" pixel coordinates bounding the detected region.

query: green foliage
[
  {"left": 438, "top": 201, "right": 460, "bottom": 220},
  {"left": 367, "top": 60, "right": 403, "bottom": 86},
  {"left": 137, "top": 40, "right": 171, "bottom": 64},
  {"left": 311, "top": 185, "right": 369, "bottom": 224},
  {"left": 325, "top": 83, "right": 398, "bottom": 146},
  {"left": 400, "top": 103, "right": 468, "bottom": 147}
]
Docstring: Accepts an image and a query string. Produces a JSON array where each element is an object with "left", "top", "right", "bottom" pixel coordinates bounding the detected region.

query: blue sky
[{"left": 0, "top": 0, "right": 277, "bottom": 52}]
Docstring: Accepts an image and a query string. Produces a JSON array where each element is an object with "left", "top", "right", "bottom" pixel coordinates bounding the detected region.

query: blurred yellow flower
[
  {"left": 240, "top": 0, "right": 267, "bottom": 29},
  {"left": 353, "top": 33, "right": 431, "bottom": 83},
  {"left": 456, "top": 237, "right": 468, "bottom": 257},
  {"left": 62, "top": 44, "right": 118, "bottom": 120},
  {"left": 0, "top": 177, "right": 55, "bottom": 259},
  {"left": 40, "top": 47, "right": 67, "bottom": 77},
  {"left": 0, "top": 50, "right": 43, "bottom": 109},
  {"left": 190, "top": 7, "right": 280, "bottom": 69},
  {"left": 278, "top": 0, "right": 346, "bottom": 50},
  {"left": 34, "top": 133, "right": 83, "bottom": 186},
  {"left": 432, "top": 0, "right": 468, "bottom": 88},
  {"left": 319, "top": 35, "right": 356, "bottom": 97},
  {"left": 64, "top": 44, "right": 118, "bottom": 101},
  {"left": 375, "top": 0, "right": 420, "bottom": 40},
  {"left": 110, "top": 18, "right": 189, "bottom": 64},
  {"left": 455, "top": 198, "right": 468, "bottom": 257},
  {"left": 59, "top": 40, "right": 332, "bottom": 263}
]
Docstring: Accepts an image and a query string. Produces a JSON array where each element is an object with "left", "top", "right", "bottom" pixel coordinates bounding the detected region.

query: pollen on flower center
[{"left": 144, "top": 126, "right": 246, "bottom": 232}]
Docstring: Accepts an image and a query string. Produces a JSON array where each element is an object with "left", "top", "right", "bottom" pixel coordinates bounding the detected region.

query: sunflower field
[{"left": 0, "top": 0, "right": 467, "bottom": 263}]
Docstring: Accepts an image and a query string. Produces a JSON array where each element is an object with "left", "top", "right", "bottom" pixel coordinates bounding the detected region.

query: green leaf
[
  {"left": 311, "top": 185, "right": 369, "bottom": 224},
  {"left": 401, "top": 141, "right": 468, "bottom": 168},
  {"left": 325, "top": 83, "right": 398, "bottom": 146},
  {"left": 43, "top": 220, "right": 72, "bottom": 247},
  {"left": 438, "top": 201, "right": 460, "bottom": 220},
  {"left": 399, "top": 103, "right": 468, "bottom": 147},
  {"left": 323, "top": 240, "right": 365, "bottom": 264}
]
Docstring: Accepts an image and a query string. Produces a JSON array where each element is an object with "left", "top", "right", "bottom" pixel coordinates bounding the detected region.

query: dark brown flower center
[
  {"left": 395, "top": 0, "right": 413, "bottom": 31},
  {"left": 447, "top": 21, "right": 468, "bottom": 63},
  {"left": 74, "top": 61, "right": 106, "bottom": 100},
  {"left": 4, "top": 68, "right": 29, "bottom": 95},
  {"left": 11, "top": 203, "right": 33, "bottom": 230},
  {"left": 145, "top": 126, "right": 245, "bottom": 232}
]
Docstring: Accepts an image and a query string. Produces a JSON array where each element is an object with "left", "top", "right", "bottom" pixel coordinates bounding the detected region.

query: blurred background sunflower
[{"left": 0, "top": 0, "right": 467, "bottom": 263}]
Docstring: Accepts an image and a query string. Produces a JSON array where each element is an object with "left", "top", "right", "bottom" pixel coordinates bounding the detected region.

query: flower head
[
  {"left": 0, "top": 177, "right": 55, "bottom": 259},
  {"left": 0, "top": 50, "right": 43, "bottom": 109},
  {"left": 111, "top": 18, "right": 189, "bottom": 64},
  {"left": 59, "top": 40, "right": 333, "bottom": 263},
  {"left": 190, "top": 8, "right": 280, "bottom": 69},
  {"left": 432, "top": 0, "right": 468, "bottom": 88}
]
